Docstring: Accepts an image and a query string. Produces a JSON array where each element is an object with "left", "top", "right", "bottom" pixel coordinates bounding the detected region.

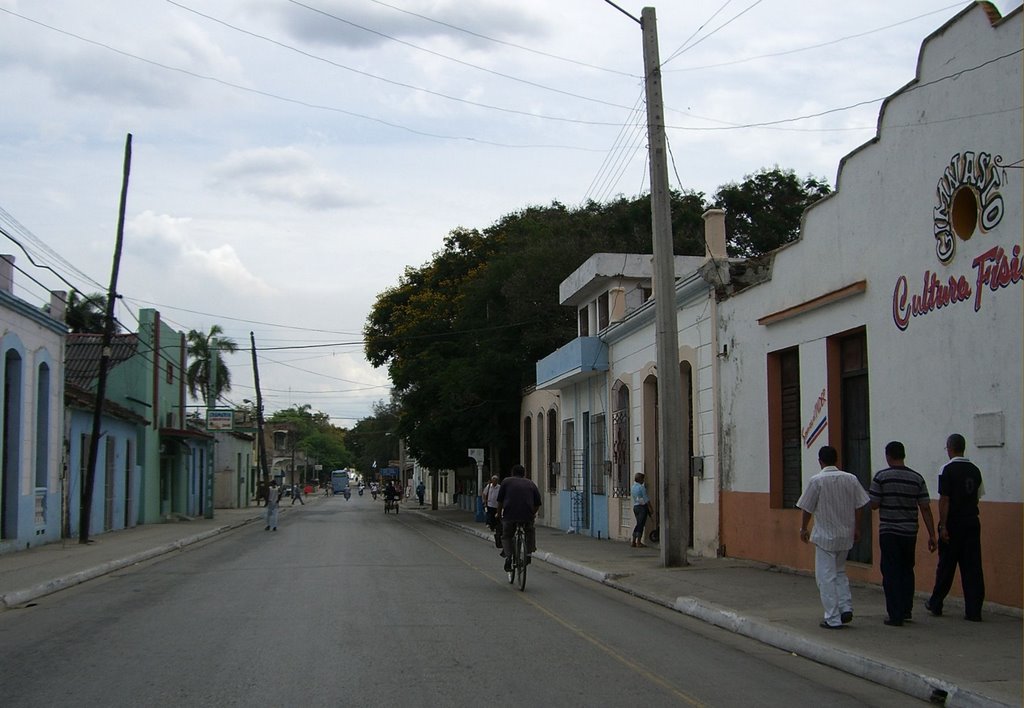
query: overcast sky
[{"left": 1, "top": 0, "right": 1019, "bottom": 426}]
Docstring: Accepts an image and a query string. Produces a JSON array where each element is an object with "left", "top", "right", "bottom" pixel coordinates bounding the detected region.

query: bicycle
[{"left": 506, "top": 521, "right": 529, "bottom": 591}]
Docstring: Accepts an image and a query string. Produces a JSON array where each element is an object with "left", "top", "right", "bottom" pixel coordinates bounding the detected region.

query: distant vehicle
[{"left": 331, "top": 470, "right": 351, "bottom": 495}]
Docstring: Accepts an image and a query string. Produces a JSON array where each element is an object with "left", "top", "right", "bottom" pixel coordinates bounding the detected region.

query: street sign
[{"left": 206, "top": 409, "right": 234, "bottom": 431}]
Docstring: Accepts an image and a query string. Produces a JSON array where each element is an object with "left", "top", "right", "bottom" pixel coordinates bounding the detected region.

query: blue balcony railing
[{"left": 535, "top": 336, "right": 608, "bottom": 390}]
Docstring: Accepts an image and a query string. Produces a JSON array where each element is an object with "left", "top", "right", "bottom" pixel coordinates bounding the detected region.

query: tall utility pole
[
  {"left": 204, "top": 338, "right": 218, "bottom": 519},
  {"left": 80, "top": 133, "right": 132, "bottom": 544},
  {"left": 250, "top": 332, "right": 271, "bottom": 486},
  {"left": 641, "top": 7, "right": 690, "bottom": 565}
]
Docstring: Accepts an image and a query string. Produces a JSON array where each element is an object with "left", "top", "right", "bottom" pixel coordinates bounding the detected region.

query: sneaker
[
  {"left": 840, "top": 611, "right": 853, "bottom": 624},
  {"left": 264, "top": 526, "right": 270, "bottom": 531},
  {"left": 819, "top": 621, "right": 844, "bottom": 630},
  {"left": 924, "top": 600, "right": 942, "bottom": 617},
  {"left": 504, "top": 558, "right": 512, "bottom": 572}
]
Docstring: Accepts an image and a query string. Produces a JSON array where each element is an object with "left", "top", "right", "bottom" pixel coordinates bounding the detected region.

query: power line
[
  {"left": 662, "top": 0, "right": 766, "bottom": 66},
  {"left": 167, "top": 0, "right": 638, "bottom": 120},
  {"left": 663, "top": 49, "right": 1023, "bottom": 132},
  {"left": 364, "top": 0, "right": 640, "bottom": 78},
  {"left": 0, "top": 7, "right": 611, "bottom": 151},
  {"left": 663, "top": 3, "right": 965, "bottom": 73},
  {"left": 282, "top": 0, "right": 635, "bottom": 110}
]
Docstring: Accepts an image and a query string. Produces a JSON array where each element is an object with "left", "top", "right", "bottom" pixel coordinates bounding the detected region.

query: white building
[
  {"left": 0, "top": 256, "right": 66, "bottom": 551},
  {"left": 530, "top": 211, "right": 729, "bottom": 551},
  {"left": 716, "top": 3, "right": 1022, "bottom": 608}
]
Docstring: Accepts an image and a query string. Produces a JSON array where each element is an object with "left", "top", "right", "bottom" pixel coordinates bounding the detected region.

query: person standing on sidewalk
[
  {"left": 926, "top": 433, "right": 985, "bottom": 621},
  {"left": 497, "top": 464, "right": 541, "bottom": 573},
  {"left": 797, "top": 445, "right": 871, "bottom": 629},
  {"left": 482, "top": 475, "right": 501, "bottom": 533},
  {"left": 265, "top": 480, "right": 281, "bottom": 531},
  {"left": 291, "top": 483, "right": 305, "bottom": 505},
  {"left": 869, "top": 441, "right": 937, "bottom": 626},
  {"left": 631, "top": 472, "right": 652, "bottom": 548}
]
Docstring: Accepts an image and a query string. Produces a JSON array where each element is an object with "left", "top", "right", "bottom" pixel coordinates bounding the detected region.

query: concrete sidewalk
[{"left": 0, "top": 499, "right": 1018, "bottom": 707}]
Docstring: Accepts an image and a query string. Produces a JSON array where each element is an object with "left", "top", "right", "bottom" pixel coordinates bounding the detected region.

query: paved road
[{"left": 0, "top": 495, "right": 922, "bottom": 707}]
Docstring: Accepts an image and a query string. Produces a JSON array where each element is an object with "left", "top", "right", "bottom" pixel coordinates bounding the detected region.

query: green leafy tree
[
  {"left": 364, "top": 173, "right": 823, "bottom": 470},
  {"left": 348, "top": 400, "right": 401, "bottom": 480},
  {"left": 186, "top": 325, "right": 238, "bottom": 405},
  {"left": 268, "top": 404, "right": 354, "bottom": 482},
  {"left": 64, "top": 289, "right": 113, "bottom": 334},
  {"left": 713, "top": 166, "right": 832, "bottom": 257}
]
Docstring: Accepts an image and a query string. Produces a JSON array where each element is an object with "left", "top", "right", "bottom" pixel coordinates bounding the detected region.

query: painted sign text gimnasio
[{"left": 892, "top": 151, "right": 1021, "bottom": 331}]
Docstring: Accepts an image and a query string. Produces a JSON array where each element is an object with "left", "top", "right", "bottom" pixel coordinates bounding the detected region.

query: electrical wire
[
  {"left": 365, "top": 0, "right": 639, "bottom": 78},
  {"left": 168, "top": 0, "right": 638, "bottom": 118}
]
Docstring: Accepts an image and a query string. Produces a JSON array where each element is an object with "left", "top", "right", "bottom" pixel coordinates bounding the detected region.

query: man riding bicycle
[{"left": 496, "top": 464, "right": 541, "bottom": 573}]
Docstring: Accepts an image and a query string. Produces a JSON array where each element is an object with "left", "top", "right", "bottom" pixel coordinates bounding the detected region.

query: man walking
[
  {"left": 291, "top": 483, "right": 305, "bottom": 505},
  {"left": 797, "top": 445, "right": 871, "bottom": 629},
  {"left": 497, "top": 464, "right": 541, "bottom": 573},
  {"left": 265, "top": 479, "right": 280, "bottom": 531},
  {"left": 926, "top": 433, "right": 985, "bottom": 621},
  {"left": 869, "top": 441, "right": 937, "bottom": 626}
]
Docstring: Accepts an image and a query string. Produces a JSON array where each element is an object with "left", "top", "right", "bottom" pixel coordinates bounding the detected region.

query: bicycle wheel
[{"left": 516, "top": 528, "right": 527, "bottom": 591}]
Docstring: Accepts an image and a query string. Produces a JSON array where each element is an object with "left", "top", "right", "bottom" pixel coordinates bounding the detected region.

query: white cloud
[{"left": 209, "top": 146, "right": 360, "bottom": 210}]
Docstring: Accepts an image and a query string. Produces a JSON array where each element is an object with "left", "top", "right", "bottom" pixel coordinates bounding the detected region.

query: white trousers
[{"left": 815, "top": 545, "right": 853, "bottom": 626}]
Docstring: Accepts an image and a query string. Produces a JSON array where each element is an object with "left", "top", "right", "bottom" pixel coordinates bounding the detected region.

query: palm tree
[
  {"left": 186, "top": 325, "right": 238, "bottom": 405},
  {"left": 64, "top": 289, "right": 112, "bottom": 334}
]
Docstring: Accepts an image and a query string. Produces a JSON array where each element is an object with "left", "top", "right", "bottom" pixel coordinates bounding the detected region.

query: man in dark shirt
[
  {"left": 496, "top": 464, "right": 541, "bottom": 573},
  {"left": 926, "top": 433, "right": 985, "bottom": 621},
  {"left": 869, "top": 441, "right": 937, "bottom": 626}
]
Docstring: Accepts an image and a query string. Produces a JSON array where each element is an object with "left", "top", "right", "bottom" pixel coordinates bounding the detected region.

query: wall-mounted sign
[
  {"left": 206, "top": 409, "right": 234, "bottom": 431},
  {"left": 802, "top": 388, "right": 828, "bottom": 449}
]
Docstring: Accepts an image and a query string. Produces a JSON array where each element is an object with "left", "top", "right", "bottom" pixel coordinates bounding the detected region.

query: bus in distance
[{"left": 331, "top": 470, "right": 351, "bottom": 495}]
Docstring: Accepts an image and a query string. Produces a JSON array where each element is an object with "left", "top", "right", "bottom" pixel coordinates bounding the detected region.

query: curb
[
  {"left": 415, "top": 511, "right": 1014, "bottom": 708},
  {"left": 0, "top": 515, "right": 261, "bottom": 610}
]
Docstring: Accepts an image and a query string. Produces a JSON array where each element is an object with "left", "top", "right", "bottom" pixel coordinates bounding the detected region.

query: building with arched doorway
[
  {"left": 716, "top": 3, "right": 1021, "bottom": 608},
  {"left": 529, "top": 212, "right": 730, "bottom": 552}
]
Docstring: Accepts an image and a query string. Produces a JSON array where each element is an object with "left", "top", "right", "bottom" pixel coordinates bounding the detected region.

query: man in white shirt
[{"left": 797, "top": 445, "right": 871, "bottom": 629}]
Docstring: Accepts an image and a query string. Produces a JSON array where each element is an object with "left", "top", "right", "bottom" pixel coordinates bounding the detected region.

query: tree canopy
[
  {"left": 713, "top": 166, "right": 832, "bottom": 257},
  {"left": 186, "top": 325, "right": 238, "bottom": 405},
  {"left": 364, "top": 167, "right": 829, "bottom": 472},
  {"left": 64, "top": 289, "right": 115, "bottom": 334},
  {"left": 268, "top": 404, "right": 354, "bottom": 473}
]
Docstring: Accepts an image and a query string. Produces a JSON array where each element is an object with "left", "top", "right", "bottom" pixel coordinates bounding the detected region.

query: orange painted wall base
[{"left": 721, "top": 491, "right": 1022, "bottom": 609}]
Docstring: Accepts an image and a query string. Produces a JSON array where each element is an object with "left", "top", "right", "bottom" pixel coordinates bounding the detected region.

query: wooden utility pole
[
  {"left": 641, "top": 7, "right": 690, "bottom": 565},
  {"left": 80, "top": 133, "right": 132, "bottom": 544},
  {"left": 250, "top": 332, "right": 271, "bottom": 485}
]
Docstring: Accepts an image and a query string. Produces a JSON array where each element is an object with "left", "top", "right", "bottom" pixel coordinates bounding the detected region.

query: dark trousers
[
  {"left": 501, "top": 518, "right": 536, "bottom": 558},
  {"left": 928, "top": 522, "right": 985, "bottom": 619},
  {"left": 633, "top": 504, "right": 649, "bottom": 540},
  {"left": 485, "top": 507, "right": 499, "bottom": 531},
  {"left": 879, "top": 533, "right": 917, "bottom": 622}
]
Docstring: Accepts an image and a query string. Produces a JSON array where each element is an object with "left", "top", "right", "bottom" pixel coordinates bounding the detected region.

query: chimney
[
  {"left": 50, "top": 290, "right": 68, "bottom": 323},
  {"left": 702, "top": 209, "right": 726, "bottom": 261},
  {"left": 0, "top": 255, "right": 13, "bottom": 294}
]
